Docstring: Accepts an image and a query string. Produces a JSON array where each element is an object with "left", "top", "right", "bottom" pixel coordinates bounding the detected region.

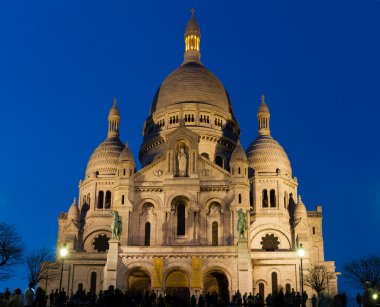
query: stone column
[{"left": 103, "top": 239, "right": 121, "bottom": 290}]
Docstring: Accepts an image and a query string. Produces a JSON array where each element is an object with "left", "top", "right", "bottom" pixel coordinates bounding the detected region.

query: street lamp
[
  {"left": 59, "top": 244, "right": 68, "bottom": 293},
  {"left": 297, "top": 243, "right": 305, "bottom": 295},
  {"left": 373, "top": 293, "right": 378, "bottom": 305}
]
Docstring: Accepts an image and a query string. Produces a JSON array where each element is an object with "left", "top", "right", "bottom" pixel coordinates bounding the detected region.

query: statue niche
[{"left": 176, "top": 144, "right": 188, "bottom": 177}]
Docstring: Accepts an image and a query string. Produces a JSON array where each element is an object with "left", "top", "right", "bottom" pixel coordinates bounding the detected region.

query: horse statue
[
  {"left": 111, "top": 211, "right": 122, "bottom": 241},
  {"left": 237, "top": 209, "right": 247, "bottom": 240}
]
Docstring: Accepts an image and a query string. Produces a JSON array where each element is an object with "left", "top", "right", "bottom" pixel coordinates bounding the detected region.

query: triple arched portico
[{"left": 118, "top": 258, "right": 232, "bottom": 303}]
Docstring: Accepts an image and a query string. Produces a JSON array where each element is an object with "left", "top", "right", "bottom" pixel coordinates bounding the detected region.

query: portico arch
[
  {"left": 164, "top": 268, "right": 190, "bottom": 304},
  {"left": 126, "top": 267, "right": 151, "bottom": 295},
  {"left": 203, "top": 268, "right": 230, "bottom": 305}
]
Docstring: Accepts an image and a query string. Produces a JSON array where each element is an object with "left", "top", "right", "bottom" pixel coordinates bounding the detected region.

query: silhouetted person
[
  {"left": 274, "top": 289, "right": 285, "bottom": 307},
  {"left": 104, "top": 285, "right": 115, "bottom": 307},
  {"left": 301, "top": 291, "right": 308, "bottom": 307},
  {"left": 311, "top": 294, "right": 318, "bottom": 307},
  {"left": 198, "top": 294, "right": 205, "bottom": 307},
  {"left": 356, "top": 293, "right": 362, "bottom": 307},
  {"left": 266, "top": 294, "right": 274, "bottom": 307},
  {"left": 295, "top": 292, "right": 302, "bottom": 307},
  {"left": 24, "top": 282, "right": 35, "bottom": 307}
]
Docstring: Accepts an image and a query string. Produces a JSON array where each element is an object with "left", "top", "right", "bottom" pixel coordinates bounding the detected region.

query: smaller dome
[
  {"left": 86, "top": 138, "right": 125, "bottom": 177},
  {"left": 246, "top": 135, "right": 292, "bottom": 176},
  {"left": 118, "top": 142, "right": 135, "bottom": 163},
  {"left": 294, "top": 196, "right": 307, "bottom": 220},
  {"left": 68, "top": 198, "right": 79, "bottom": 221},
  {"left": 231, "top": 141, "right": 247, "bottom": 161}
]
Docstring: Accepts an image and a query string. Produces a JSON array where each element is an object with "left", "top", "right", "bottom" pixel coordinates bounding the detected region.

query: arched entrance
[
  {"left": 165, "top": 270, "right": 190, "bottom": 305},
  {"left": 204, "top": 271, "right": 229, "bottom": 305},
  {"left": 128, "top": 269, "right": 151, "bottom": 295}
]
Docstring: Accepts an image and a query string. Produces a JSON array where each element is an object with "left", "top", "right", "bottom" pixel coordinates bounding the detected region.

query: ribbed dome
[
  {"left": 86, "top": 137, "right": 125, "bottom": 177},
  {"left": 246, "top": 135, "right": 292, "bottom": 176},
  {"left": 150, "top": 62, "right": 232, "bottom": 114}
]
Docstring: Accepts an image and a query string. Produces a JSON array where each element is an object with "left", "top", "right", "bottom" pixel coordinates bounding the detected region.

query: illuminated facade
[{"left": 51, "top": 12, "right": 338, "bottom": 300}]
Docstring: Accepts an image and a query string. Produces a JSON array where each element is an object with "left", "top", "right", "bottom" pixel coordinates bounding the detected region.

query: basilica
[{"left": 51, "top": 12, "right": 338, "bottom": 300}]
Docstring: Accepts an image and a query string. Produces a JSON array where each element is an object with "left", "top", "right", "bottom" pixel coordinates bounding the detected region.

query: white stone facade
[{"left": 47, "top": 13, "right": 338, "bottom": 301}]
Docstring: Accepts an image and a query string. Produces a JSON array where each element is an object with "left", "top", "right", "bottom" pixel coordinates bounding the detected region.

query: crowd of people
[{"left": 0, "top": 284, "right": 354, "bottom": 307}]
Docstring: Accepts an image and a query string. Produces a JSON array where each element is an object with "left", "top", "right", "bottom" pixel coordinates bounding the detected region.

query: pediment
[
  {"left": 198, "top": 155, "right": 230, "bottom": 179},
  {"left": 134, "top": 155, "right": 166, "bottom": 182}
]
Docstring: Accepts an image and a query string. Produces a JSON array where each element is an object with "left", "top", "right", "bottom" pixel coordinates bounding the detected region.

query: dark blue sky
[{"left": 0, "top": 0, "right": 379, "bottom": 296}]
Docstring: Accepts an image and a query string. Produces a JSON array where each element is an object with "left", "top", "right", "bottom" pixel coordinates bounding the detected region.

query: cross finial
[
  {"left": 261, "top": 94, "right": 265, "bottom": 104},
  {"left": 113, "top": 97, "right": 117, "bottom": 107},
  {"left": 190, "top": 8, "right": 195, "bottom": 16}
]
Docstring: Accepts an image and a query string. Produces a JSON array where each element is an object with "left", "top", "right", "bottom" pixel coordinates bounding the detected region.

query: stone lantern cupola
[
  {"left": 108, "top": 97, "right": 121, "bottom": 139},
  {"left": 183, "top": 8, "right": 201, "bottom": 64}
]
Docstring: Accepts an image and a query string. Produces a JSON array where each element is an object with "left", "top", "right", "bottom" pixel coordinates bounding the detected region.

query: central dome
[{"left": 150, "top": 62, "right": 232, "bottom": 114}]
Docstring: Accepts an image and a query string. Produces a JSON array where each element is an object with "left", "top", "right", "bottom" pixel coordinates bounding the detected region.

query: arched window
[
  {"left": 90, "top": 272, "right": 97, "bottom": 294},
  {"left": 262, "top": 190, "right": 268, "bottom": 208},
  {"left": 238, "top": 167, "right": 241, "bottom": 174},
  {"left": 215, "top": 156, "right": 223, "bottom": 168},
  {"left": 177, "top": 204, "right": 185, "bottom": 236},
  {"left": 121, "top": 195, "right": 125, "bottom": 205},
  {"left": 97, "top": 191, "right": 104, "bottom": 209},
  {"left": 270, "top": 189, "right": 276, "bottom": 207},
  {"left": 271, "top": 272, "right": 278, "bottom": 295},
  {"left": 238, "top": 194, "right": 242, "bottom": 204},
  {"left": 105, "top": 191, "right": 112, "bottom": 209},
  {"left": 259, "top": 283, "right": 265, "bottom": 298},
  {"left": 145, "top": 222, "right": 151, "bottom": 246},
  {"left": 212, "top": 222, "right": 218, "bottom": 246}
]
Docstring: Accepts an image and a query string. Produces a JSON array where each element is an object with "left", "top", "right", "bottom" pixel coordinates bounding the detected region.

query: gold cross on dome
[
  {"left": 191, "top": 8, "right": 195, "bottom": 16},
  {"left": 261, "top": 94, "right": 265, "bottom": 103}
]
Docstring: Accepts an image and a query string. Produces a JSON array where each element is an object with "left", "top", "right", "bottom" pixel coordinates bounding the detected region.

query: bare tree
[
  {"left": 0, "top": 222, "right": 24, "bottom": 280},
  {"left": 304, "top": 264, "right": 336, "bottom": 296},
  {"left": 25, "top": 247, "right": 58, "bottom": 285},
  {"left": 343, "top": 256, "right": 380, "bottom": 289}
]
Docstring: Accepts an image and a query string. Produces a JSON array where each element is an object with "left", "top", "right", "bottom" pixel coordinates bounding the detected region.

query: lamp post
[
  {"left": 59, "top": 244, "right": 68, "bottom": 293},
  {"left": 297, "top": 243, "right": 305, "bottom": 295}
]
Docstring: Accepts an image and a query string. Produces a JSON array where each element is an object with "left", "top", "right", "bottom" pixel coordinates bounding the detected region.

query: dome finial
[
  {"left": 183, "top": 9, "right": 201, "bottom": 65},
  {"left": 257, "top": 94, "right": 270, "bottom": 136},
  {"left": 113, "top": 96, "right": 117, "bottom": 107}
]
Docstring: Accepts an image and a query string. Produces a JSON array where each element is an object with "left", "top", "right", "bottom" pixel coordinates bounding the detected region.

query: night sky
[{"left": 0, "top": 0, "right": 379, "bottom": 297}]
